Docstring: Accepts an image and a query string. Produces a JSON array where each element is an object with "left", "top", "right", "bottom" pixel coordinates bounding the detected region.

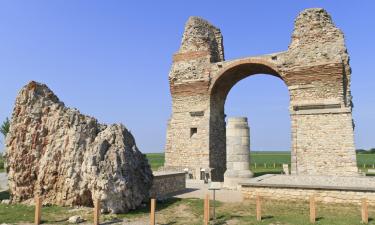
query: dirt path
[{"left": 0, "top": 172, "right": 7, "bottom": 191}]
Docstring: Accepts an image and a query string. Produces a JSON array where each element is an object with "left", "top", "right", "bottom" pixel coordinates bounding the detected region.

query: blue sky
[{"left": 0, "top": 1, "right": 374, "bottom": 153}]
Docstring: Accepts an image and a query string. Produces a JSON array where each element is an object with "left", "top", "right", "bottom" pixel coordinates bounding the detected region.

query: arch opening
[{"left": 209, "top": 62, "right": 291, "bottom": 180}]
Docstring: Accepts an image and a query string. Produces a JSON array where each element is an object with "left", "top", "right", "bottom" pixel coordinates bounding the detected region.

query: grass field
[
  {"left": 0, "top": 194, "right": 373, "bottom": 224},
  {"left": 146, "top": 152, "right": 375, "bottom": 175},
  {"left": 0, "top": 152, "right": 374, "bottom": 224}
]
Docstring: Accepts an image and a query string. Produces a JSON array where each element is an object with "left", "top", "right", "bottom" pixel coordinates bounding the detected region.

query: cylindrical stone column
[{"left": 224, "top": 117, "right": 253, "bottom": 189}]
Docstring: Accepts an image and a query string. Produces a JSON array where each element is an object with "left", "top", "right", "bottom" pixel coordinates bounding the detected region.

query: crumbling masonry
[{"left": 164, "top": 8, "right": 358, "bottom": 181}]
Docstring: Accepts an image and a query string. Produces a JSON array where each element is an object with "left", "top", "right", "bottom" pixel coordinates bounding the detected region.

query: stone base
[
  {"left": 224, "top": 171, "right": 254, "bottom": 190},
  {"left": 241, "top": 174, "right": 375, "bottom": 205}
]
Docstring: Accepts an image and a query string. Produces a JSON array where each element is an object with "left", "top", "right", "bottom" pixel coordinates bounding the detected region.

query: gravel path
[
  {"left": 175, "top": 180, "right": 243, "bottom": 202},
  {"left": 0, "top": 172, "right": 7, "bottom": 191}
]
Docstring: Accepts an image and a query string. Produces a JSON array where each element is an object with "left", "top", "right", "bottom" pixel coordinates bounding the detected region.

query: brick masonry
[{"left": 164, "top": 8, "right": 358, "bottom": 181}]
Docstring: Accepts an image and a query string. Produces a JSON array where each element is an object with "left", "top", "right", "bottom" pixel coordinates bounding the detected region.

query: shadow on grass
[
  {"left": 165, "top": 188, "right": 199, "bottom": 196},
  {"left": 0, "top": 190, "right": 10, "bottom": 200},
  {"left": 262, "top": 215, "right": 274, "bottom": 220},
  {"left": 41, "top": 218, "right": 69, "bottom": 224},
  {"left": 109, "top": 197, "right": 183, "bottom": 219},
  {"left": 213, "top": 215, "right": 239, "bottom": 225}
]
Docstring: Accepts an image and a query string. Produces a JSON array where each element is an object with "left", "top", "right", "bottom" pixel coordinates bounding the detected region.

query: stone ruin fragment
[{"left": 5, "top": 81, "right": 153, "bottom": 213}]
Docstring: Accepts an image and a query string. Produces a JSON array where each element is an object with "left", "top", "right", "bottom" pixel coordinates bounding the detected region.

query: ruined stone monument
[
  {"left": 224, "top": 117, "right": 253, "bottom": 189},
  {"left": 5, "top": 81, "right": 153, "bottom": 213},
  {"left": 164, "top": 8, "right": 358, "bottom": 181}
]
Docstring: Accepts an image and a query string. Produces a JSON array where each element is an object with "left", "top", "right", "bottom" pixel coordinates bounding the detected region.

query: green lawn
[
  {"left": 0, "top": 152, "right": 374, "bottom": 224},
  {"left": 0, "top": 195, "right": 373, "bottom": 225}
]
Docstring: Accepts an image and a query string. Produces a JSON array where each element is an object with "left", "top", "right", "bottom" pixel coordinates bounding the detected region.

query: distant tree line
[
  {"left": 0, "top": 117, "right": 9, "bottom": 171},
  {"left": 0, "top": 117, "right": 9, "bottom": 138},
  {"left": 356, "top": 148, "right": 375, "bottom": 154}
]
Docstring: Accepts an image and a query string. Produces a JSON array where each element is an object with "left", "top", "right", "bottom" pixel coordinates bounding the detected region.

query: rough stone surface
[
  {"left": 1, "top": 199, "right": 10, "bottom": 204},
  {"left": 5, "top": 81, "right": 153, "bottom": 213},
  {"left": 164, "top": 8, "right": 358, "bottom": 180},
  {"left": 68, "top": 215, "right": 84, "bottom": 224}
]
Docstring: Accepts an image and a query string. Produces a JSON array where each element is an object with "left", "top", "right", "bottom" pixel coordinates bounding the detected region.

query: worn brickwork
[{"left": 165, "top": 8, "right": 358, "bottom": 181}]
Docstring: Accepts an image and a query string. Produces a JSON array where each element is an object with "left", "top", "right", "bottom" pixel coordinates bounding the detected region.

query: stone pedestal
[{"left": 224, "top": 117, "right": 253, "bottom": 189}]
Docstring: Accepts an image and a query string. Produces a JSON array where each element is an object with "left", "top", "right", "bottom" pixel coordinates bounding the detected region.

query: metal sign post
[{"left": 208, "top": 182, "right": 221, "bottom": 221}]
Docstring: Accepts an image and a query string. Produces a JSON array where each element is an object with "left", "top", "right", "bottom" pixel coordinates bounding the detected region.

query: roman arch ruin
[{"left": 164, "top": 8, "right": 358, "bottom": 181}]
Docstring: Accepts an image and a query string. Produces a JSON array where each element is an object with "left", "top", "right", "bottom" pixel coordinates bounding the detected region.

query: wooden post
[
  {"left": 93, "top": 198, "right": 100, "bottom": 225},
  {"left": 204, "top": 194, "right": 210, "bottom": 225},
  {"left": 362, "top": 198, "right": 368, "bottom": 224},
  {"left": 34, "top": 196, "right": 42, "bottom": 225},
  {"left": 150, "top": 198, "right": 156, "bottom": 225},
  {"left": 203, "top": 196, "right": 207, "bottom": 225},
  {"left": 256, "top": 194, "right": 261, "bottom": 221},
  {"left": 310, "top": 195, "right": 316, "bottom": 223},
  {"left": 207, "top": 194, "right": 210, "bottom": 221}
]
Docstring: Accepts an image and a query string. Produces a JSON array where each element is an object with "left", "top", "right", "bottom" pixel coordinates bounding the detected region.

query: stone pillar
[{"left": 224, "top": 117, "right": 253, "bottom": 189}]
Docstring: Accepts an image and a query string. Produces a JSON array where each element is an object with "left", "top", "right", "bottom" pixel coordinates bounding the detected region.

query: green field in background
[
  {"left": 1, "top": 152, "right": 374, "bottom": 174},
  {"left": 146, "top": 152, "right": 375, "bottom": 172}
]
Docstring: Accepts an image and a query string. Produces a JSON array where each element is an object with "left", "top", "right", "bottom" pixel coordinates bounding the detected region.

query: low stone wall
[
  {"left": 150, "top": 172, "right": 186, "bottom": 198},
  {"left": 242, "top": 185, "right": 375, "bottom": 205}
]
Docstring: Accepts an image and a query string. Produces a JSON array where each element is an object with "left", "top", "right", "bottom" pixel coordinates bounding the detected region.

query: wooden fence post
[
  {"left": 204, "top": 194, "right": 210, "bottom": 225},
  {"left": 34, "top": 196, "right": 42, "bottom": 225},
  {"left": 93, "top": 198, "right": 100, "bottom": 225},
  {"left": 150, "top": 198, "right": 156, "bottom": 225},
  {"left": 362, "top": 198, "right": 368, "bottom": 224},
  {"left": 310, "top": 195, "right": 316, "bottom": 223},
  {"left": 204, "top": 196, "right": 207, "bottom": 225},
  {"left": 256, "top": 194, "right": 261, "bottom": 221}
]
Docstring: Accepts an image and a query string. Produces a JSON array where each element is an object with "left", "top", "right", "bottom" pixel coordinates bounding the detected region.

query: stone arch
[
  {"left": 208, "top": 59, "right": 289, "bottom": 180},
  {"left": 164, "top": 8, "right": 358, "bottom": 181},
  {"left": 210, "top": 58, "right": 284, "bottom": 106}
]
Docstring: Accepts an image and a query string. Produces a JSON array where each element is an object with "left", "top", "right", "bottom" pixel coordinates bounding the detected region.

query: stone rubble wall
[
  {"left": 164, "top": 93, "right": 211, "bottom": 176},
  {"left": 149, "top": 172, "right": 186, "bottom": 198},
  {"left": 291, "top": 112, "right": 357, "bottom": 175},
  {"left": 242, "top": 186, "right": 375, "bottom": 206}
]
